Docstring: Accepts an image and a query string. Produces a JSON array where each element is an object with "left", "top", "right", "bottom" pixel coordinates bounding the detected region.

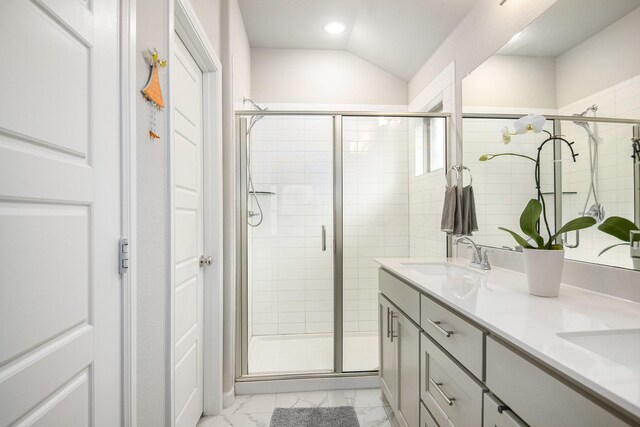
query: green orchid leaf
[
  {"left": 598, "top": 216, "right": 639, "bottom": 242},
  {"left": 547, "top": 217, "right": 597, "bottom": 249},
  {"left": 498, "top": 227, "right": 534, "bottom": 249},
  {"left": 598, "top": 243, "right": 630, "bottom": 256},
  {"left": 519, "top": 199, "right": 544, "bottom": 248}
]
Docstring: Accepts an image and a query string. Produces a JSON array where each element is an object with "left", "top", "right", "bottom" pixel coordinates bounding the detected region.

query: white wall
[
  {"left": 190, "top": 0, "right": 221, "bottom": 55},
  {"left": 463, "top": 55, "right": 557, "bottom": 110},
  {"left": 556, "top": 6, "right": 640, "bottom": 107},
  {"left": 220, "top": 0, "right": 251, "bottom": 404},
  {"left": 251, "top": 48, "right": 408, "bottom": 105},
  {"left": 135, "top": 0, "right": 246, "bottom": 421},
  {"left": 136, "top": 0, "right": 170, "bottom": 424},
  {"left": 409, "top": 0, "right": 558, "bottom": 101}
]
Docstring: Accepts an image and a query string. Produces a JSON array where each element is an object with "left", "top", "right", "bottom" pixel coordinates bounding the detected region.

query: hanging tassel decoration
[{"left": 141, "top": 48, "right": 167, "bottom": 140}]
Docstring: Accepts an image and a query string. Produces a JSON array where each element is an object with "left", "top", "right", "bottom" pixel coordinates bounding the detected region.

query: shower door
[
  {"left": 239, "top": 111, "right": 449, "bottom": 379},
  {"left": 240, "top": 114, "right": 336, "bottom": 376}
]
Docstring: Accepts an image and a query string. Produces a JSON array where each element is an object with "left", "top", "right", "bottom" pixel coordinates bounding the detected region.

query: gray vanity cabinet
[
  {"left": 379, "top": 294, "right": 396, "bottom": 407},
  {"left": 379, "top": 267, "right": 637, "bottom": 427},
  {"left": 378, "top": 293, "right": 420, "bottom": 427},
  {"left": 395, "top": 309, "right": 420, "bottom": 427}
]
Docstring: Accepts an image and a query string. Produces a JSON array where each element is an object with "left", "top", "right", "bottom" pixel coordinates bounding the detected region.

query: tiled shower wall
[
  {"left": 343, "top": 117, "right": 410, "bottom": 333},
  {"left": 558, "top": 75, "right": 640, "bottom": 269},
  {"left": 248, "top": 115, "right": 411, "bottom": 336}
]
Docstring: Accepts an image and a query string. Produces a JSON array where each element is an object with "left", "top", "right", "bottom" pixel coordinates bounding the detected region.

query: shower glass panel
[
  {"left": 245, "top": 115, "right": 335, "bottom": 375},
  {"left": 341, "top": 116, "right": 444, "bottom": 372}
]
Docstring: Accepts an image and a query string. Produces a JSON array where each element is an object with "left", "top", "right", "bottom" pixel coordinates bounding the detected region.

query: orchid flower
[
  {"left": 514, "top": 114, "right": 546, "bottom": 134},
  {"left": 501, "top": 127, "right": 513, "bottom": 144},
  {"left": 500, "top": 114, "right": 547, "bottom": 144}
]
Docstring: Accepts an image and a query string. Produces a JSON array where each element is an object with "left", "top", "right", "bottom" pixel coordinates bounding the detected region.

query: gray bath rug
[{"left": 270, "top": 406, "right": 359, "bottom": 427}]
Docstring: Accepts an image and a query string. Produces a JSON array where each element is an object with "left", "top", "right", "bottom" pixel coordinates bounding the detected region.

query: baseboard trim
[
  {"left": 223, "top": 387, "right": 235, "bottom": 408},
  {"left": 235, "top": 375, "right": 379, "bottom": 395}
]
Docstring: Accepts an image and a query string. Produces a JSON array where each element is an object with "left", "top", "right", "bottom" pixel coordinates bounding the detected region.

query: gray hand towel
[
  {"left": 462, "top": 185, "right": 478, "bottom": 236},
  {"left": 441, "top": 185, "right": 462, "bottom": 235}
]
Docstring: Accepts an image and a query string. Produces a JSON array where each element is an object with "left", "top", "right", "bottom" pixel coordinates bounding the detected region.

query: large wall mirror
[{"left": 462, "top": 0, "right": 640, "bottom": 270}]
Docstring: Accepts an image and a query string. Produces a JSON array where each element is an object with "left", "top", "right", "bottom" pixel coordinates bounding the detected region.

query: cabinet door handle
[
  {"left": 427, "top": 319, "right": 453, "bottom": 338},
  {"left": 390, "top": 311, "right": 398, "bottom": 342},
  {"left": 429, "top": 378, "right": 455, "bottom": 406},
  {"left": 321, "top": 225, "right": 327, "bottom": 251}
]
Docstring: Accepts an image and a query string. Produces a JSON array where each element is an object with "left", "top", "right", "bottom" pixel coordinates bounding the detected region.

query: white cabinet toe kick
[{"left": 378, "top": 268, "right": 639, "bottom": 427}]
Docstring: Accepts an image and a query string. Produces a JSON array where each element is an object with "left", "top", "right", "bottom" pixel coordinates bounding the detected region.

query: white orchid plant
[{"left": 480, "top": 114, "right": 592, "bottom": 249}]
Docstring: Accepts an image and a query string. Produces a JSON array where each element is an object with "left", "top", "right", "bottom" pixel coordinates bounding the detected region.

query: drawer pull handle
[
  {"left": 427, "top": 319, "right": 453, "bottom": 337},
  {"left": 430, "top": 378, "right": 455, "bottom": 406},
  {"left": 497, "top": 404, "right": 510, "bottom": 414}
]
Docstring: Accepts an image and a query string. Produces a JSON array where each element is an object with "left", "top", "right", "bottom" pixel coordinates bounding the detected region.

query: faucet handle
[{"left": 480, "top": 248, "right": 492, "bottom": 270}]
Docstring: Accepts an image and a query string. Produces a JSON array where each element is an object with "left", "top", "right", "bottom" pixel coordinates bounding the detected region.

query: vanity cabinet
[
  {"left": 378, "top": 267, "right": 635, "bottom": 427},
  {"left": 486, "top": 337, "right": 629, "bottom": 427},
  {"left": 379, "top": 294, "right": 396, "bottom": 406},
  {"left": 378, "top": 293, "right": 420, "bottom": 427}
]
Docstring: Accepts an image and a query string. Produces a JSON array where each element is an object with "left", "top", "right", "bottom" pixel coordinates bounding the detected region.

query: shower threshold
[{"left": 247, "top": 331, "right": 378, "bottom": 376}]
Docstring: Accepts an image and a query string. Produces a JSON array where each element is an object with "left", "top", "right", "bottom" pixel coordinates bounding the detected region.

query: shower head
[
  {"left": 243, "top": 97, "right": 269, "bottom": 134},
  {"left": 243, "top": 97, "right": 267, "bottom": 112},
  {"left": 572, "top": 104, "right": 598, "bottom": 128}
]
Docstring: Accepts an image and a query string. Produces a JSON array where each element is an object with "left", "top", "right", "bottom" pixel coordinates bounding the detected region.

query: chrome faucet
[{"left": 454, "top": 236, "right": 491, "bottom": 270}]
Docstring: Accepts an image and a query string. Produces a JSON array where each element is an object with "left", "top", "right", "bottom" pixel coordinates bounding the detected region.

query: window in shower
[{"left": 415, "top": 112, "right": 445, "bottom": 176}]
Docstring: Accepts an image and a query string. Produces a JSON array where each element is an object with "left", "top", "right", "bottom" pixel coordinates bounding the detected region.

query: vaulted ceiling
[
  {"left": 237, "top": 0, "right": 476, "bottom": 82},
  {"left": 498, "top": 0, "right": 640, "bottom": 57}
]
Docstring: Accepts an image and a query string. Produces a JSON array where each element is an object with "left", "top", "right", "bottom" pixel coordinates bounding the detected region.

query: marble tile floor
[{"left": 197, "top": 389, "right": 394, "bottom": 427}]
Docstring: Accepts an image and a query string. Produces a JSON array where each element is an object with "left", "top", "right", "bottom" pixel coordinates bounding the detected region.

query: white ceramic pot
[{"left": 522, "top": 249, "right": 565, "bottom": 297}]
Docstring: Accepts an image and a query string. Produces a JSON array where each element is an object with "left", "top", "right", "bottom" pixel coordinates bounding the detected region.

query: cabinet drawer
[
  {"left": 379, "top": 269, "right": 420, "bottom": 324},
  {"left": 483, "top": 393, "right": 526, "bottom": 427},
  {"left": 421, "top": 401, "right": 439, "bottom": 427},
  {"left": 421, "top": 333, "right": 485, "bottom": 427},
  {"left": 486, "top": 337, "right": 629, "bottom": 427},
  {"left": 420, "top": 294, "right": 484, "bottom": 380}
]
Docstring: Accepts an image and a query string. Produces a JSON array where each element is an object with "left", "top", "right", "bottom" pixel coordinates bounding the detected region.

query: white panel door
[
  {"left": 173, "top": 35, "right": 205, "bottom": 427},
  {"left": 0, "top": 0, "right": 122, "bottom": 426}
]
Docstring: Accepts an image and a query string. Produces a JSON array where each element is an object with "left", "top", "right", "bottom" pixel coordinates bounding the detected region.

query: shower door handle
[{"left": 321, "top": 225, "right": 327, "bottom": 251}]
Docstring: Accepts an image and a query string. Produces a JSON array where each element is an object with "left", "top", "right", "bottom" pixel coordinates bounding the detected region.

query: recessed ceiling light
[{"left": 323, "top": 21, "right": 347, "bottom": 34}]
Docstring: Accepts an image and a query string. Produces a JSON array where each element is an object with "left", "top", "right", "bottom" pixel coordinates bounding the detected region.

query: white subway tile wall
[
  {"left": 558, "top": 75, "right": 640, "bottom": 269},
  {"left": 342, "top": 117, "right": 410, "bottom": 344}
]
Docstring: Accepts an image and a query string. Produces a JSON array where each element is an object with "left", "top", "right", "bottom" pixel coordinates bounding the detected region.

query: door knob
[{"left": 200, "top": 255, "right": 213, "bottom": 268}]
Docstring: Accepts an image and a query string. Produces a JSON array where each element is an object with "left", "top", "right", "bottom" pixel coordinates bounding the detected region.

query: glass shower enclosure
[{"left": 237, "top": 111, "right": 449, "bottom": 379}]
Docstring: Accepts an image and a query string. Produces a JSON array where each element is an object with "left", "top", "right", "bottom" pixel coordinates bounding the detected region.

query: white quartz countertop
[{"left": 375, "top": 257, "right": 640, "bottom": 421}]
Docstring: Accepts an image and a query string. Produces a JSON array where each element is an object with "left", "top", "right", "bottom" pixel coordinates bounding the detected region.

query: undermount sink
[
  {"left": 557, "top": 329, "right": 640, "bottom": 368},
  {"left": 400, "top": 262, "right": 476, "bottom": 276}
]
